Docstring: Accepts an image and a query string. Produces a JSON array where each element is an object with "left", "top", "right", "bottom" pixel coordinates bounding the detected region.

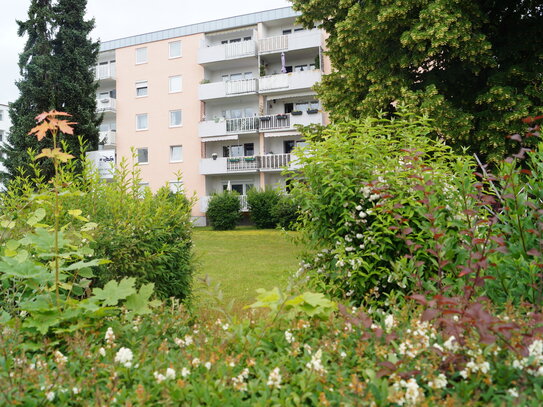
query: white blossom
[
  {"left": 114, "top": 347, "right": 133, "bottom": 368},
  {"left": 267, "top": 367, "right": 282, "bottom": 389}
]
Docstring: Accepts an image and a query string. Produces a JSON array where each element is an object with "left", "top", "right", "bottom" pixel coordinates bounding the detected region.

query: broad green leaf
[
  {"left": 92, "top": 277, "right": 137, "bottom": 306},
  {"left": 27, "top": 208, "right": 46, "bottom": 226},
  {"left": 65, "top": 258, "right": 109, "bottom": 271},
  {"left": 125, "top": 283, "right": 155, "bottom": 315}
]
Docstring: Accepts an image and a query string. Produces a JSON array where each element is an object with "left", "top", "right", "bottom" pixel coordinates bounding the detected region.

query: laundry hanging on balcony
[{"left": 281, "top": 52, "right": 287, "bottom": 73}]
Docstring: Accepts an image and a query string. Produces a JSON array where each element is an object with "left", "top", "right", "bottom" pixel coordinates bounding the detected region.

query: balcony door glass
[
  {"left": 230, "top": 73, "right": 243, "bottom": 81},
  {"left": 284, "top": 140, "right": 296, "bottom": 154},
  {"left": 244, "top": 143, "right": 254, "bottom": 156},
  {"left": 230, "top": 145, "right": 244, "bottom": 157}
]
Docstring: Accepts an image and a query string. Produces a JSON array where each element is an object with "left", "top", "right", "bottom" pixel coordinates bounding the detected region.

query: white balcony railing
[
  {"left": 198, "top": 40, "right": 257, "bottom": 64},
  {"left": 259, "top": 114, "right": 291, "bottom": 131},
  {"left": 99, "top": 130, "right": 116, "bottom": 146},
  {"left": 96, "top": 98, "right": 116, "bottom": 113},
  {"left": 258, "top": 30, "right": 321, "bottom": 54},
  {"left": 259, "top": 70, "right": 321, "bottom": 93},
  {"left": 259, "top": 35, "right": 288, "bottom": 53},
  {"left": 95, "top": 63, "right": 116, "bottom": 81},
  {"left": 225, "top": 78, "right": 257, "bottom": 95},
  {"left": 200, "top": 154, "right": 293, "bottom": 175},
  {"left": 226, "top": 117, "right": 259, "bottom": 133}
]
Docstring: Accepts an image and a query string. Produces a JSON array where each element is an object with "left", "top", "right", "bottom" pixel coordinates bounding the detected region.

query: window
[
  {"left": 170, "top": 145, "right": 183, "bottom": 162},
  {"left": 170, "top": 110, "right": 182, "bottom": 127},
  {"left": 295, "top": 102, "right": 309, "bottom": 111},
  {"left": 309, "top": 101, "right": 319, "bottom": 110},
  {"left": 169, "top": 181, "right": 184, "bottom": 193},
  {"left": 222, "top": 182, "right": 253, "bottom": 195},
  {"left": 0, "top": 130, "right": 3, "bottom": 142},
  {"left": 244, "top": 143, "right": 254, "bottom": 156},
  {"left": 137, "top": 148, "right": 148, "bottom": 164},
  {"left": 0, "top": 110, "right": 3, "bottom": 121},
  {"left": 169, "top": 75, "right": 182, "bottom": 93},
  {"left": 282, "top": 29, "right": 292, "bottom": 35},
  {"left": 294, "top": 27, "right": 304, "bottom": 32},
  {"left": 136, "top": 113, "right": 148, "bottom": 130},
  {"left": 136, "top": 47, "right": 147, "bottom": 64},
  {"left": 135, "top": 81, "right": 148, "bottom": 97},
  {"left": 169, "top": 41, "right": 182, "bottom": 58}
]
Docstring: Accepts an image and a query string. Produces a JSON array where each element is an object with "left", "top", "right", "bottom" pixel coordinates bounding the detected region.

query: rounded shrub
[
  {"left": 206, "top": 191, "right": 241, "bottom": 230},
  {"left": 247, "top": 188, "right": 281, "bottom": 229},
  {"left": 271, "top": 194, "right": 299, "bottom": 230}
]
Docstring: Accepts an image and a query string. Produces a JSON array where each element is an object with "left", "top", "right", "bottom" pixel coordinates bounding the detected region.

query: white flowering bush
[
  {"left": 2, "top": 298, "right": 543, "bottom": 405},
  {"left": 288, "top": 111, "right": 473, "bottom": 304}
]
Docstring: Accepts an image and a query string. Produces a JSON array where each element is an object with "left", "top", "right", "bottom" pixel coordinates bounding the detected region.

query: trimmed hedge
[{"left": 206, "top": 191, "right": 241, "bottom": 230}]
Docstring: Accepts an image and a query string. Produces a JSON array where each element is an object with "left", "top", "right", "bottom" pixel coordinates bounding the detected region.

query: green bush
[
  {"left": 71, "top": 159, "right": 195, "bottom": 301},
  {"left": 206, "top": 191, "right": 241, "bottom": 230},
  {"left": 247, "top": 188, "right": 281, "bottom": 229},
  {"left": 271, "top": 194, "right": 299, "bottom": 230}
]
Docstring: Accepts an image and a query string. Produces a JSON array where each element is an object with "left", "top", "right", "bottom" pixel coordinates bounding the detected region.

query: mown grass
[{"left": 192, "top": 227, "right": 303, "bottom": 308}]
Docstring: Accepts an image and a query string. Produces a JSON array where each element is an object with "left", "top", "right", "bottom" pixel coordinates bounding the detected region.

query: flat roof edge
[{"left": 99, "top": 6, "right": 299, "bottom": 52}]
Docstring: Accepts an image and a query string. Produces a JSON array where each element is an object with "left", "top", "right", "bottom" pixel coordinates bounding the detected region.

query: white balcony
[
  {"left": 96, "top": 98, "right": 116, "bottom": 113},
  {"left": 95, "top": 63, "right": 116, "bottom": 82},
  {"left": 259, "top": 29, "right": 322, "bottom": 54},
  {"left": 200, "top": 154, "right": 293, "bottom": 175},
  {"left": 199, "top": 78, "right": 257, "bottom": 100},
  {"left": 198, "top": 40, "right": 257, "bottom": 64},
  {"left": 199, "top": 112, "right": 324, "bottom": 138},
  {"left": 99, "top": 130, "right": 116, "bottom": 147},
  {"left": 201, "top": 195, "right": 249, "bottom": 212},
  {"left": 259, "top": 70, "right": 321, "bottom": 93}
]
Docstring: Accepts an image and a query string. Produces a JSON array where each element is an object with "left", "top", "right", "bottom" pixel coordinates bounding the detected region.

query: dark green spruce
[{"left": 1, "top": 0, "right": 100, "bottom": 183}]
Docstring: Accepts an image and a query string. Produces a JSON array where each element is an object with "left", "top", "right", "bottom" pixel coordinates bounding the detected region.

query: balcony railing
[
  {"left": 96, "top": 98, "right": 116, "bottom": 113},
  {"left": 200, "top": 154, "right": 293, "bottom": 175},
  {"left": 99, "top": 130, "right": 116, "bottom": 146},
  {"left": 226, "top": 117, "right": 259, "bottom": 133},
  {"left": 258, "top": 30, "right": 321, "bottom": 54},
  {"left": 198, "top": 40, "right": 257, "bottom": 64},
  {"left": 259, "top": 114, "right": 291, "bottom": 131},
  {"left": 225, "top": 78, "right": 257, "bottom": 95},
  {"left": 259, "top": 70, "right": 321, "bottom": 93},
  {"left": 95, "top": 63, "right": 116, "bottom": 81}
]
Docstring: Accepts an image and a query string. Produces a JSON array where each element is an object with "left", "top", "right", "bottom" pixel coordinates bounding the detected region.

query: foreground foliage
[
  {"left": 291, "top": 0, "right": 543, "bottom": 160},
  {"left": 2, "top": 297, "right": 543, "bottom": 405}
]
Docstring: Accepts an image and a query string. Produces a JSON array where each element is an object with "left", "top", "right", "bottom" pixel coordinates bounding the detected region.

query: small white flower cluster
[
  {"left": 443, "top": 335, "right": 460, "bottom": 352},
  {"left": 390, "top": 376, "right": 423, "bottom": 406},
  {"left": 174, "top": 334, "right": 194, "bottom": 347},
  {"left": 154, "top": 367, "right": 176, "bottom": 383},
  {"left": 306, "top": 349, "right": 326, "bottom": 374},
  {"left": 105, "top": 327, "right": 115, "bottom": 347},
  {"left": 181, "top": 367, "right": 190, "bottom": 378},
  {"left": 384, "top": 314, "right": 395, "bottom": 331},
  {"left": 191, "top": 358, "right": 201, "bottom": 367},
  {"left": 397, "top": 321, "right": 437, "bottom": 358},
  {"left": 459, "top": 358, "right": 490, "bottom": 379},
  {"left": 215, "top": 319, "right": 230, "bottom": 331},
  {"left": 427, "top": 373, "right": 447, "bottom": 389},
  {"left": 132, "top": 316, "right": 142, "bottom": 332},
  {"left": 285, "top": 330, "right": 295, "bottom": 344},
  {"left": 231, "top": 368, "right": 250, "bottom": 392},
  {"left": 512, "top": 339, "right": 543, "bottom": 375},
  {"left": 267, "top": 367, "right": 282, "bottom": 389},
  {"left": 53, "top": 350, "right": 68, "bottom": 366},
  {"left": 114, "top": 347, "right": 133, "bottom": 368}
]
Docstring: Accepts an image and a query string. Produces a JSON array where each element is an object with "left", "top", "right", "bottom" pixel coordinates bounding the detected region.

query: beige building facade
[{"left": 92, "top": 7, "right": 329, "bottom": 225}]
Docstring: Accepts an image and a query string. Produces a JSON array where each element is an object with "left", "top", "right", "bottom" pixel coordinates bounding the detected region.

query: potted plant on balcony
[
  {"left": 307, "top": 108, "right": 319, "bottom": 114},
  {"left": 244, "top": 156, "right": 256, "bottom": 162},
  {"left": 228, "top": 157, "right": 241, "bottom": 163},
  {"left": 260, "top": 116, "right": 271, "bottom": 122},
  {"left": 291, "top": 110, "right": 303, "bottom": 116},
  {"left": 276, "top": 114, "right": 288, "bottom": 120}
]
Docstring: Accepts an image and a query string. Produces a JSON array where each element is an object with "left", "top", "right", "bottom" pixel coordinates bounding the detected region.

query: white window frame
[
  {"left": 169, "top": 75, "right": 182, "bottom": 93},
  {"left": 169, "top": 41, "right": 182, "bottom": 58},
  {"left": 170, "top": 145, "right": 183, "bottom": 163},
  {"left": 136, "top": 47, "right": 148, "bottom": 64},
  {"left": 137, "top": 148, "right": 149, "bottom": 164},
  {"left": 169, "top": 110, "right": 182, "bottom": 127},
  {"left": 135, "top": 81, "right": 148, "bottom": 97},
  {"left": 136, "top": 113, "right": 148, "bottom": 131}
]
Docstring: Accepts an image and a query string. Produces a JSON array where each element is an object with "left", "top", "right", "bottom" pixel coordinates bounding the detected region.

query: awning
[
  {"left": 206, "top": 27, "right": 256, "bottom": 36},
  {"left": 264, "top": 131, "right": 300, "bottom": 138},
  {"left": 201, "top": 135, "right": 239, "bottom": 142}
]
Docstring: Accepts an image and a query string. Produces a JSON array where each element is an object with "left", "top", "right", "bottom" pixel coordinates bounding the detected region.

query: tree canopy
[{"left": 291, "top": 0, "right": 543, "bottom": 160}]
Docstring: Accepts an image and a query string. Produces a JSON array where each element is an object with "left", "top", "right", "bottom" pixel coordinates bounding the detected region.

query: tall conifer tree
[
  {"left": 1, "top": 0, "right": 100, "bottom": 183},
  {"left": 52, "top": 0, "right": 100, "bottom": 160},
  {"left": 2, "top": 0, "right": 56, "bottom": 181}
]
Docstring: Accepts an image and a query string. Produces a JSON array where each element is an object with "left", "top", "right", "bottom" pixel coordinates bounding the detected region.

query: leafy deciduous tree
[{"left": 291, "top": 0, "right": 543, "bottom": 160}]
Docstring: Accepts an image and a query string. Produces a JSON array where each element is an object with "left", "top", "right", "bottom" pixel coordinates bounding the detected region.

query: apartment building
[
  {"left": 0, "top": 103, "right": 11, "bottom": 188},
  {"left": 91, "top": 7, "right": 329, "bottom": 225}
]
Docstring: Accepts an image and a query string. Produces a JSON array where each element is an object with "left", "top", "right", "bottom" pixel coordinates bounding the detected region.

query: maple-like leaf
[
  {"left": 34, "top": 111, "right": 49, "bottom": 123},
  {"left": 28, "top": 122, "right": 50, "bottom": 141},
  {"left": 57, "top": 120, "right": 75, "bottom": 135}
]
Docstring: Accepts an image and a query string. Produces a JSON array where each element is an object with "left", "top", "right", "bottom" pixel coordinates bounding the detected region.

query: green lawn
[{"left": 192, "top": 227, "right": 303, "bottom": 308}]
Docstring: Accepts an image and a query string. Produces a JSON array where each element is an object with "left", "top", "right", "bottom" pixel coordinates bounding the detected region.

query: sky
[{"left": 0, "top": 0, "right": 292, "bottom": 105}]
